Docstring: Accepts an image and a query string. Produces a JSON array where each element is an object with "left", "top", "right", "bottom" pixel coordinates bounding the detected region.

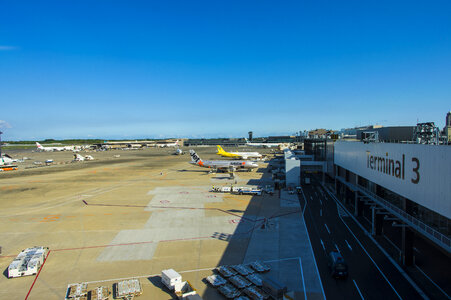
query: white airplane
[
  {"left": 189, "top": 150, "right": 258, "bottom": 172},
  {"left": 216, "top": 145, "right": 262, "bottom": 160},
  {"left": 156, "top": 140, "right": 179, "bottom": 148},
  {"left": 244, "top": 138, "right": 286, "bottom": 148},
  {"left": 0, "top": 154, "right": 16, "bottom": 165},
  {"left": 174, "top": 148, "right": 184, "bottom": 155},
  {"left": 36, "top": 142, "right": 75, "bottom": 152},
  {"left": 73, "top": 154, "right": 94, "bottom": 161}
]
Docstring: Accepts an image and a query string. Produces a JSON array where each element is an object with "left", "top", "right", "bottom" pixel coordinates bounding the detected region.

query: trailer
[
  {"left": 91, "top": 286, "right": 111, "bottom": 300},
  {"left": 115, "top": 279, "right": 142, "bottom": 299},
  {"left": 206, "top": 274, "right": 227, "bottom": 287},
  {"left": 65, "top": 283, "right": 88, "bottom": 300},
  {"left": 8, "top": 246, "right": 48, "bottom": 278}
]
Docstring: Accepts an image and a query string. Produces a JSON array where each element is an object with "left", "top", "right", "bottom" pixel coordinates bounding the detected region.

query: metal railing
[{"left": 335, "top": 176, "right": 451, "bottom": 253}]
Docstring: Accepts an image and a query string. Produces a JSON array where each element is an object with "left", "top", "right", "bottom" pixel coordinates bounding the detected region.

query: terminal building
[{"left": 333, "top": 141, "right": 450, "bottom": 265}]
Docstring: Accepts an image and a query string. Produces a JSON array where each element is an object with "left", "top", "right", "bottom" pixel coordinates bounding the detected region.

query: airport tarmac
[{"left": 0, "top": 147, "right": 321, "bottom": 299}]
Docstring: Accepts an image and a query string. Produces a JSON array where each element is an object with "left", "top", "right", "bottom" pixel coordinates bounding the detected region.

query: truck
[
  {"left": 161, "top": 269, "right": 182, "bottom": 291},
  {"left": 233, "top": 187, "right": 262, "bottom": 196}
]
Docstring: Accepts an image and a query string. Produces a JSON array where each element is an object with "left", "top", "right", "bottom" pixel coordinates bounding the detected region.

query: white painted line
[
  {"left": 320, "top": 209, "right": 322, "bottom": 217},
  {"left": 323, "top": 187, "right": 409, "bottom": 300},
  {"left": 384, "top": 236, "right": 401, "bottom": 253},
  {"left": 335, "top": 244, "right": 340, "bottom": 253},
  {"left": 299, "top": 258, "right": 307, "bottom": 300},
  {"left": 82, "top": 257, "right": 302, "bottom": 285},
  {"left": 298, "top": 186, "right": 326, "bottom": 299},
  {"left": 325, "top": 186, "right": 429, "bottom": 300},
  {"left": 324, "top": 224, "right": 331, "bottom": 234},
  {"left": 415, "top": 264, "right": 451, "bottom": 299},
  {"left": 345, "top": 239, "right": 353, "bottom": 251},
  {"left": 310, "top": 196, "right": 313, "bottom": 201},
  {"left": 413, "top": 247, "right": 421, "bottom": 254},
  {"left": 319, "top": 199, "right": 323, "bottom": 206},
  {"left": 265, "top": 256, "right": 301, "bottom": 263},
  {"left": 353, "top": 279, "right": 365, "bottom": 300},
  {"left": 320, "top": 239, "right": 325, "bottom": 251}
]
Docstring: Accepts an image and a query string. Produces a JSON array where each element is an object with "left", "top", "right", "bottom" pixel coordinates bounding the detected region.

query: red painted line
[
  {"left": 0, "top": 254, "right": 17, "bottom": 258},
  {"left": 51, "top": 235, "right": 214, "bottom": 252},
  {"left": 25, "top": 250, "right": 51, "bottom": 300}
]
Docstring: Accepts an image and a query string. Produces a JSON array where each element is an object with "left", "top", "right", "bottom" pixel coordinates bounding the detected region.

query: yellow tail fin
[{"left": 217, "top": 145, "right": 225, "bottom": 154}]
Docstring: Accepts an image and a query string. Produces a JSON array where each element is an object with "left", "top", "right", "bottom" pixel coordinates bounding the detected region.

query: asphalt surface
[{"left": 299, "top": 180, "right": 426, "bottom": 300}]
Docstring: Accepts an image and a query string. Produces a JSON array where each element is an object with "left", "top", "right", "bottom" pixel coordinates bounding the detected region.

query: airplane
[
  {"left": 244, "top": 138, "right": 287, "bottom": 148},
  {"left": 73, "top": 153, "right": 94, "bottom": 161},
  {"left": 0, "top": 154, "right": 16, "bottom": 165},
  {"left": 0, "top": 154, "right": 18, "bottom": 170},
  {"left": 216, "top": 145, "right": 262, "bottom": 160},
  {"left": 189, "top": 149, "right": 258, "bottom": 172},
  {"left": 173, "top": 148, "right": 184, "bottom": 155},
  {"left": 156, "top": 140, "right": 179, "bottom": 148},
  {"left": 36, "top": 142, "right": 76, "bottom": 152}
]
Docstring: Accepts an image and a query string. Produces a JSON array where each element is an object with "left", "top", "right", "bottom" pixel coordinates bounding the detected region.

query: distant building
[
  {"left": 307, "top": 129, "right": 334, "bottom": 139},
  {"left": 357, "top": 126, "right": 416, "bottom": 143},
  {"left": 445, "top": 111, "right": 451, "bottom": 143},
  {"left": 248, "top": 131, "right": 253, "bottom": 141}
]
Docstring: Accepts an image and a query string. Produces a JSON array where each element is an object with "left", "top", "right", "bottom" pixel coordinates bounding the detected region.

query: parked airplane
[
  {"left": 216, "top": 145, "right": 262, "bottom": 160},
  {"left": 189, "top": 150, "right": 258, "bottom": 172},
  {"left": 156, "top": 140, "right": 179, "bottom": 148},
  {"left": 0, "top": 154, "right": 16, "bottom": 165},
  {"left": 244, "top": 138, "right": 286, "bottom": 148},
  {"left": 36, "top": 142, "right": 76, "bottom": 152},
  {"left": 174, "top": 148, "right": 184, "bottom": 155},
  {"left": 73, "top": 154, "right": 94, "bottom": 161},
  {"left": 0, "top": 154, "right": 18, "bottom": 170}
]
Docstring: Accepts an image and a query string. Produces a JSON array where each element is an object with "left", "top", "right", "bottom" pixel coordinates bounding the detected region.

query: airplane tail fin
[
  {"left": 189, "top": 150, "right": 202, "bottom": 164},
  {"left": 36, "top": 142, "right": 43, "bottom": 149},
  {"left": 216, "top": 145, "right": 225, "bottom": 154}
]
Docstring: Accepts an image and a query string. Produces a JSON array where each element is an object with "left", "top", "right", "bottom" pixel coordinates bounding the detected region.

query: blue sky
[{"left": 1, "top": 1, "right": 450, "bottom": 140}]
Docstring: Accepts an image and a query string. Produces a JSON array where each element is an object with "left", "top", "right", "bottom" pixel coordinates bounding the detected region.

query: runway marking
[
  {"left": 324, "top": 223, "right": 331, "bottom": 234},
  {"left": 335, "top": 244, "right": 340, "bottom": 253},
  {"left": 353, "top": 279, "right": 365, "bottom": 300},
  {"left": 414, "top": 264, "right": 450, "bottom": 299},
  {"left": 320, "top": 209, "right": 322, "bottom": 217},
  {"left": 310, "top": 196, "right": 313, "bottom": 201},
  {"left": 345, "top": 239, "right": 353, "bottom": 251},
  {"left": 299, "top": 258, "right": 307, "bottom": 300},
  {"left": 319, "top": 199, "right": 323, "bottom": 206},
  {"left": 320, "top": 239, "right": 325, "bottom": 251},
  {"left": 39, "top": 215, "right": 60, "bottom": 223}
]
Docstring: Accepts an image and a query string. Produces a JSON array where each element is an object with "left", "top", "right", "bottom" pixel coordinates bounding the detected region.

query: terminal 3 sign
[
  {"left": 366, "top": 152, "right": 419, "bottom": 184},
  {"left": 335, "top": 142, "right": 451, "bottom": 219}
]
